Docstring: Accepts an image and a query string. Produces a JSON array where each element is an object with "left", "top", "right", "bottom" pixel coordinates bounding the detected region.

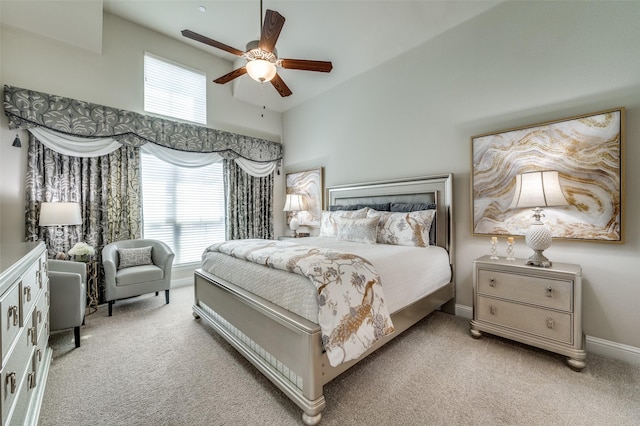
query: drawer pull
[
  {"left": 28, "top": 326, "right": 38, "bottom": 345},
  {"left": 8, "top": 305, "right": 19, "bottom": 327},
  {"left": 37, "top": 310, "right": 43, "bottom": 324},
  {"left": 28, "top": 372, "right": 36, "bottom": 389},
  {"left": 6, "top": 372, "right": 16, "bottom": 394},
  {"left": 489, "top": 305, "right": 497, "bottom": 315},
  {"left": 546, "top": 287, "right": 553, "bottom": 297},
  {"left": 546, "top": 317, "right": 554, "bottom": 329},
  {"left": 24, "top": 286, "right": 32, "bottom": 302},
  {"left": 489, "top": 277, "right": 496, "bottom": 287},
  {"left": 37, "top": 348, "right": 43, "bottom": 362}
]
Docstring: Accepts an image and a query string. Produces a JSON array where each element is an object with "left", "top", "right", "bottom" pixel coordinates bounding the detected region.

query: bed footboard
[{"left": 194, "top": 269, "right": 326, "bottom": 425}]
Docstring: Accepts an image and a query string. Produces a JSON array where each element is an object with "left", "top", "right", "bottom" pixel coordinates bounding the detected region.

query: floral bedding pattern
[{"left": 205, "top": 239, "right": 395, "bottom": 366}]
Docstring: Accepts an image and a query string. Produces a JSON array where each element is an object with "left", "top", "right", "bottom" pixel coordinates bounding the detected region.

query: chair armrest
[
  {"left": 49, "top": 260, "right": 86, "bottom": 284},
  {"left": 49, "top": 270, "right": 86, "bottom": 329}
]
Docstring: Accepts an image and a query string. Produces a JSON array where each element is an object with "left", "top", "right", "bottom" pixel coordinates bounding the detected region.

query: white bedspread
[{"left": 201, "top": 237, "right": 451, "bottom": 323}]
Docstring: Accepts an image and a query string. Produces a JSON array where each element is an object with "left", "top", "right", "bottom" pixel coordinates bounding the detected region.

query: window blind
[
  {"left": 141, "top": 152, "right": 225, "bottom": 265},
  {"left": 144, "top": 52, "right": 207, "bottom": 125}
]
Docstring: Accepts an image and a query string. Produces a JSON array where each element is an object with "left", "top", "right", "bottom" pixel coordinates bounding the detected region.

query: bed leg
[{"left": 302, "top": 412, "right": 322, "bottom": 425}]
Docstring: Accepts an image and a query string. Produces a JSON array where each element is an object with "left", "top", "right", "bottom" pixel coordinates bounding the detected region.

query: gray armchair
[
  {"left": 48, "top": 260, "right": 87, "bottom": 348},
  {"left": 102, "top": 239, "right": 174, "bottom": 316}
]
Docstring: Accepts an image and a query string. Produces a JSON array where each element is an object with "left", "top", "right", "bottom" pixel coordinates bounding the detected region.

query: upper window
[{"left": 144, "top": 52, "right": 206, "bottom": 125}]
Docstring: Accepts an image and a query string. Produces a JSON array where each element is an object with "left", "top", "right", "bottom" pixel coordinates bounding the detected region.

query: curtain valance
[{"left": 3, "top": 85, "right": 282, "bottom": 163}]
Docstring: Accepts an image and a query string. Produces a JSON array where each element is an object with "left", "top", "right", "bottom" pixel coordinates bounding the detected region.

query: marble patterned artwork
[
  {"left": 472, "top": 108, "right": 623, "bottom": 241},
  {"left": 286, "top": 168, "right": 323, "bottom": 227}
]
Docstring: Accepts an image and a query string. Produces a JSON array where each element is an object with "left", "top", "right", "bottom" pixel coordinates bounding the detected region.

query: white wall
[
  {"left": 0, "top": 12, "right": 284, "bottom": 247},
  {"left": 282, "top": 1, "right": 640, "bottom": 350}
]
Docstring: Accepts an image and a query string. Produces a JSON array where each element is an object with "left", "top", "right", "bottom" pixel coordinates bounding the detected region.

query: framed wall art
[
  {"left": 286, "top": 167, "right": 324, "bottom": 227},
  {"left": 471, "top": 107, "right": 624, "bottom": 242}
]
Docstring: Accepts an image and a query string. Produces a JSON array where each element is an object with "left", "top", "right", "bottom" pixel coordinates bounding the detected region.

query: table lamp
[
  {"left": 509, "top": 171, "right": 569, "bottom": 267},
  {"left": 39, "top": 202, "right": 82, "bottom": 257},
  {"left": 283, "top": 194, "right": 305, "bottom": 237}
]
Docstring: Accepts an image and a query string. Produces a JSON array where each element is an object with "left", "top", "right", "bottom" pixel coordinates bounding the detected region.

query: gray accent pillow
[
  {"left": 118, "top": 246, "right": 153, "bottom": 269},
  {"left": 336, "top": 217, "right": 379, "bottom": 244}
]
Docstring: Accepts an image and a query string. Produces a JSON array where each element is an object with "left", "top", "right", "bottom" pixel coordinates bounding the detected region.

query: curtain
[
  {"left": 224, "top": 159, "right": 274, "bottom": 240},
  {"left": 26, "top": 134, "right": 141, "bottom": 300}
]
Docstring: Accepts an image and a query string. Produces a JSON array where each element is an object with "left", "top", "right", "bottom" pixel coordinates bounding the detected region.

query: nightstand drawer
[
  {"left": 477, "top": 269, "right": 572, "bottom": 311},
  {"left": 477, "top": 296, "right": 572, "bottom": 344}
]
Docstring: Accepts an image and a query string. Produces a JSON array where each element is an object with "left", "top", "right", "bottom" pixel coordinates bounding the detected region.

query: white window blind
[
  {"left": 144, "top": 52, "right": 207, "bottom": 125},
  {"left": 141, "top": 152, "right": 225, "bottom": 265}
]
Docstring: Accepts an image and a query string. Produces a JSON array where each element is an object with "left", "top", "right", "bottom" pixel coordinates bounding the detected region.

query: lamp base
[{"left": 526, "top": 249, "right": 552, "bottom": 268}]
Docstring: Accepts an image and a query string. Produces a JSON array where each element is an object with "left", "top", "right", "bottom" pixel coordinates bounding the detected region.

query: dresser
[
  {"left": 470, "top": 255, "right": 586, "bottom": 371},
  {"left": 0, "top": 242, "right": 52, "bottom": 425}
]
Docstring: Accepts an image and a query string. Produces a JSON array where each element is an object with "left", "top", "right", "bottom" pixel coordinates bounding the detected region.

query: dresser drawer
[
  {"left": 1, "top": 282, "right": 22, "bottom": 366},
  {"left": 1, "top": 323, "right": 34, "bottom": 423},
  {"left": 477, "top": 269, "right": 572, "bottom": 311},
  {"left": 476, "top": 296, "right": 573, "bottom": 344}
]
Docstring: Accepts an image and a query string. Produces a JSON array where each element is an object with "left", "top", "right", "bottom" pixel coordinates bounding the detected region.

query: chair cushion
[
  {"left": 115, "top": 264, "right": 164, "bottom": 286},
  {"left": 118, "top": 246, "right": 153, "bottom": 269}
]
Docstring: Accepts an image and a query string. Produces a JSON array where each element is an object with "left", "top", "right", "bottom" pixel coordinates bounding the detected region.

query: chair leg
[
  {"left": 108, "top": 301, "right": 113, "bottom": 316},
  {"left": 74, "top": 326, "right": 81, "bottom": 348},
  {"left": 165, "top": 289, "right": 170, "bottom": 304}
]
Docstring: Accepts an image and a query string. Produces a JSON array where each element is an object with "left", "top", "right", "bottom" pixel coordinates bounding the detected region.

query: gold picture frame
[
  {"left": 286, "top": 167, "right": 324, "bottom": 227},
  {"left": 471, "top": 108, "right": 624, "bottom": 242}
]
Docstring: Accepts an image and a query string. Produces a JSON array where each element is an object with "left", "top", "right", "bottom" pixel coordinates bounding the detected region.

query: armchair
[
  {"left": 48, "top": 260, "right": 87, "bottom": 348},
  {"left": 102, "top": 239, "right": 174, "bottom": 316}
]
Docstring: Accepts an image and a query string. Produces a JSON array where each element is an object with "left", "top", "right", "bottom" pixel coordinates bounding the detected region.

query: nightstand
[{"left": 470, "top": 255, "right": 586, "bottom": 371}]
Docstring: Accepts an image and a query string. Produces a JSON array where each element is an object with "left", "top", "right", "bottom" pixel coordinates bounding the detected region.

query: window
[
  {"left": 140, "top": 152, "right": 225, "bottom": 265},
  {"left": 144, "top": 52, "right": 206, "bottom": 124}
]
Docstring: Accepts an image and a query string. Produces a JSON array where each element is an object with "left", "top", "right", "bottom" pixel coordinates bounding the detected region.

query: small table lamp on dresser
[{"left": 283, "top": 193, "right": 306, "bottom": 237}]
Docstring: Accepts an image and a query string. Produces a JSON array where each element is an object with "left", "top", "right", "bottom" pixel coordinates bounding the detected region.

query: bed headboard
[{"left": 325, "top": 174, "right": 454, "bottom": 263}]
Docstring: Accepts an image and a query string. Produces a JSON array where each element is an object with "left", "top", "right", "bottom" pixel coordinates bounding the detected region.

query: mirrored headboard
[{"left": 325, "top": 174, "right": 454, "bottom": 263}]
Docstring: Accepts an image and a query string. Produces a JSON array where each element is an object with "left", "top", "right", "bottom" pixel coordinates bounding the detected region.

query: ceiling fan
[{"left": 181, "top": 4, "right": 333, "bottom": 97}]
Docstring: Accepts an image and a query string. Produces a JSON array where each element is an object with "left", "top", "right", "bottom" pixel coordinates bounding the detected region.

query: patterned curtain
[
  {"left": 25, "top": 135, "right": 141, "bottom": 299},
  {"left": 224, "top": 159, "right": 274, "bottom": 240}
]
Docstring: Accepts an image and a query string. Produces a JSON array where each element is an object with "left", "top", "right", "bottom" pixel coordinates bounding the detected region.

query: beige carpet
[{"left": 41, "top": 285, "right": 640, "bottom": 425}]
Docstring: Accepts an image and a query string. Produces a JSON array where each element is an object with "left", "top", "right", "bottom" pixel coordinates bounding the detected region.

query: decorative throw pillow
[
  {"left": 336, "top": 217, "right": 379, "bottom": 244},
  {"left": 319, "top": 208, "right": 369, "bottom": 238},
  {"left": 367, "top": 209, "right": 435, "bottom": 247},
  {"left": 118, "top": 246, "right": 153, "bottom": 269}
]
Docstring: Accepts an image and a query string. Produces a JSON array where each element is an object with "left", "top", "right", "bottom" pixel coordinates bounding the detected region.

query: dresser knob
[
  {"left": 24, "top": 286, "right": 32, "bottom": 302},
  {"left": 489, "top": 305, "right": 497, "bottom": 315},
  {"left": 546, "top": 287, "right": 553, "bottom": 297},
  {"left": 8, "top": 305, "right": 18, "bottom": 327},
  {"left": 546, "top": 317, "right": 554, "bottom": 329},
  {"left": 6, "top": 372, "right": 16, "bottom": 394},
  {"left": 489, "top": 277, "right": 496, "bottom": 287}
]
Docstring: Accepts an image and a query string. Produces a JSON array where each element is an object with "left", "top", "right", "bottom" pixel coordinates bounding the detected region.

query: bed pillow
[
  {"left": 336, "top": 217, "right": 379, "bottom": 244},
  {"left": 118, "top": 246, "right": 153, "bottom": 269},
  {"left": 319, "top": 208, "right": 369, "bottom": 238},
  {"left": 367, "top": 209, "right": 435, "bottom": 247}
]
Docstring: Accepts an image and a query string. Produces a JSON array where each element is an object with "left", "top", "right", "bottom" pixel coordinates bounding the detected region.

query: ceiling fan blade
[
  {"left": 259, "top": 9, "right": 285, "bottom": 53},
  {"left": 181, "top": 29, "right": 245, "bottom": 57},
  {"left": 270, "top": 73, "right": 292, "bottom": 97},
  {"left": 279, "top": 59, "right": 333, "bottom": 73},
  {"left": 214, "top": 67, "right": 247, "bottom": 84}
]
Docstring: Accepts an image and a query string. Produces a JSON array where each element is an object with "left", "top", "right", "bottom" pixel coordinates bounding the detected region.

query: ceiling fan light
[{"left": 246, "top": 59, "right": 277, "bottom": 83}]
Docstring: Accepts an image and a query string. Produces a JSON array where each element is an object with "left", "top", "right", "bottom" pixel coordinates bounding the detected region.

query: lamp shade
[
  {"left": 246, "top": 59, "right": 277, "bottom": 83},
  {"left": 509, "top": 171, "right": 569, "bottom": 209},
  {"left": 283, "top": 194, "right": 305, "bottom": 212},
  {"left": 39, "top": 202, "right": 82, "bottom": 226}
]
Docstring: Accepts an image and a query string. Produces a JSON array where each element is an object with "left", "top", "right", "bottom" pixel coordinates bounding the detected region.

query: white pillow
[
  {"left": 336, "top": 217, "right": 379, "bottom": 244},
  {"left": 367, "top": 209, "right": 435, "bottom": 247},
  {"left": 118, "top": 246, "right": 153, "bottom": 269},
  {"left": 319, "top": 208, "right": 369, "bottom": 238}
]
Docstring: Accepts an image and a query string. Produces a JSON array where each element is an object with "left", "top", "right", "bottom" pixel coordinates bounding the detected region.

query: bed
[{"left": 193, "top": 174, "right": 455, "bottom": 424}]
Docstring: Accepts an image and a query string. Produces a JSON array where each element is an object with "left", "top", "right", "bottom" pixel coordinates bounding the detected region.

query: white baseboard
[
  {"left": 455, "top": 304, "right": 640, "bottom": 366},
  {"left": 171, "top": 277, "right": 193, "bottom": 288},
  {"left": 455, "top": 304, "right": 473, "bottom": 319},
  {"left": 586, "top": 335, "right": 640, "bottom": 366}
]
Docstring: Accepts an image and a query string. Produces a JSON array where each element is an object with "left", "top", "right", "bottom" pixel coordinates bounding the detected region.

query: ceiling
[{"left": 2, "top": 1, "right": 502, "bottom": 112}]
